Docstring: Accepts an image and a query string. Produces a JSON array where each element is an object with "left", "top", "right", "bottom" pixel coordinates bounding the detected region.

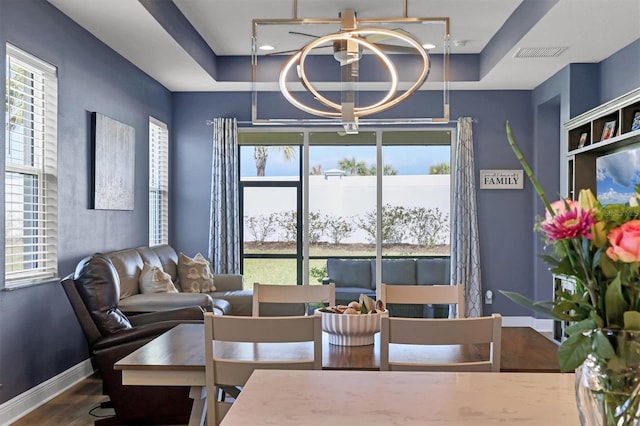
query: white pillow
[
  {"left": 139, "top": 263, "right": 179, "bottom": 294},
  {"left": 178, "top": 252, "right": 215, "bottom": 293}
]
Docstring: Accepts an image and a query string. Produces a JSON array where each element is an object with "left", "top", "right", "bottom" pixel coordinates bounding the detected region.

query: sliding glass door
[{"left": 238, "top": 128, "right": 452, "bottom": 288}]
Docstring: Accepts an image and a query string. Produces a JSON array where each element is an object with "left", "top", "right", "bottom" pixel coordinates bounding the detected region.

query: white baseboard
[
  {"left": 0, "top": 359, "right": 94, "bottom": 426},
  {"left": 502, "top": 316, "right": 554, "bottom": 333}
]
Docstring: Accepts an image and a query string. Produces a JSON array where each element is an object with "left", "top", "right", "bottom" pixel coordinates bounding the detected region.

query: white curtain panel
[
  {"left": 208, "top": 117, "right": 240, "bottom": 274},
  {"left": 451, "top": 117, "right": 483, "bottom": 317}
]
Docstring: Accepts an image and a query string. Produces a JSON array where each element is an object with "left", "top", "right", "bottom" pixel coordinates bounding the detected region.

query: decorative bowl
[{"left": 316, "top": 309, "right": 388, "bottom": 346}]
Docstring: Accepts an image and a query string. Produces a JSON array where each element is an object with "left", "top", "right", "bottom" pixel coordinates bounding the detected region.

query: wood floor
[{"left": 10, "top": 374, "right": 114, "bottom": 426}]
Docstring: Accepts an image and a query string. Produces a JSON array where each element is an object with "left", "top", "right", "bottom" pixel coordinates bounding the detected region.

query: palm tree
[
  {"left": 383, "top": 165, "right": 398, "bottom": 175},
  {"left": 338, "top": 157, "right": 397, "bottom": 176},
  {"left": 254, "top": 146, "right": 296, "bottom": 176},
  {"left": 429, "top": 162, "right": 450, "bottom": 174},
  {"left": 337, "top": 157, "right": 359, "bottom": 175},
  {"left": 338, "top": 157, "right": 368, "bottom": 175}
]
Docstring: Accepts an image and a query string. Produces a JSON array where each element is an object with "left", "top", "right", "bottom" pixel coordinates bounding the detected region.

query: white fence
[{"left": 243, "top": 174, "right": 450, "bottom": 244}]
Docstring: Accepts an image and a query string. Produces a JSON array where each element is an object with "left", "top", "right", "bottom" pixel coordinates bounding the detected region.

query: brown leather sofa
[
  {"left": 62, "top": 254, "right": 205, "bottom": 425},
  {"left": 104, "top": 244, "right": 251, "bottom": 315}
]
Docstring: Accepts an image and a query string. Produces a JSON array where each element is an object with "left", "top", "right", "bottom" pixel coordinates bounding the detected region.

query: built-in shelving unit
[
  {"left": 556, "top": 88, "right": 640, "bottom": 341},
  {"left": 552, "top": 275, "right": 575, "bottom": 342},
  {"left": 564, "top": 87, "right": 640, "bottom": 199}
]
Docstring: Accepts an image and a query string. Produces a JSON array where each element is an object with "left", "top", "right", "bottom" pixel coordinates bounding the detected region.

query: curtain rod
[{"left": 206, "top": 118, "right": 478, "bottom": 126}]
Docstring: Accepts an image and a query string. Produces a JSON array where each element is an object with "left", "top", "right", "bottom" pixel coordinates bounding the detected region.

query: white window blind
[
  {"left": 5, "top": 44, "right": 58, "bottom": 285},
  {"left": 149, "top": 117, "right": 169, "bottom": 246}
]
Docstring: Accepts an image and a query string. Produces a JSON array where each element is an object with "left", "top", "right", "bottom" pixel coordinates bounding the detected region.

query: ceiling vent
[{"left": 514, "top": 47, "right": 567, "bottom": 58}]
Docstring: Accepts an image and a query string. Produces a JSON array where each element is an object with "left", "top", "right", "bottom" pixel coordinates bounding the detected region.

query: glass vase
[{"left": 575, "top": 329, "right": 640, "bottom": 426}]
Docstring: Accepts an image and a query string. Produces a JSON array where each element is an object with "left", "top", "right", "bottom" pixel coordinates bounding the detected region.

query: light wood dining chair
[
  {"left": 204, "top": 312, "right": 322, "bottom": 425},
  {"left": 252, "top": 282, "right": 335, "bottom": 316},
  {"left": 379, "top": 283, "right": 465, "bottom": 318},
  {"left": 380, "top": 313, "right": 502, "bottom": 372}
]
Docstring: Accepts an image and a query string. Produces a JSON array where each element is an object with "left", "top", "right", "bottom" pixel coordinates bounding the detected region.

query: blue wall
[
  {"left": 0, "top": 0, "right": 172, "bottom": 405},
  {"left": 0, "top": 0, "right": 639, "bottom": 412},
  {"left": 171, "top": 39, "right": 640, "bottom": 317},
  {"left": 171, "top": 89, "right": 535, "bottom": 317}
]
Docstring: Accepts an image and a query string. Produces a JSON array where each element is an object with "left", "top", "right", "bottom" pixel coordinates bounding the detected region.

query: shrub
[
  {"left": 309, "top": 265, "right": 327, "bottom": 284},
  {"left": 357, "top": 204, "right": 410, "bottom": 243},
  {"left": 308, "top": 211, "right": 327, "bottom": 243},
  {"left": 409, "top": 207, "right": 450, "bottom": 247},
  {"left": 244, "top": 214, "right": 277, "bottom": 243},
  {"left": 274, "top": 210, "right": 297, "bottom": 242},
  {"left": 325, "top": 215, "right": 354, "bottom": 244}
]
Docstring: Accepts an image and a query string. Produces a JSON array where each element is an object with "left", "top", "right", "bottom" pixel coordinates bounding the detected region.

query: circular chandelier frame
[{"left": 278, "top": 27, "right": 430, "bottom": 119}]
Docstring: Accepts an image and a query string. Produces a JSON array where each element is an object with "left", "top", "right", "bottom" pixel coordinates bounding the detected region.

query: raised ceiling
[{"left": 47, "top": 0, "right": 640, "bottom": 92}]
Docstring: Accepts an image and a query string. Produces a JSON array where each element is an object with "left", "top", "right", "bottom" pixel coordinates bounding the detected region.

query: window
[
  {"left": 5, "top": 44, "right": 58, "bottom": 286},
  {"left": 149, "top": 117, "right": 169, "bottom": 246},
  {"left": 239, "top": 129, "right": 452, "bottom": 286}
]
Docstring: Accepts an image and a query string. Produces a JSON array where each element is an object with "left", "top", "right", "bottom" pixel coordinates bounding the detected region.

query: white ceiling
[{"left": 47, "top": 0, "right": 640, "bottom": 92}]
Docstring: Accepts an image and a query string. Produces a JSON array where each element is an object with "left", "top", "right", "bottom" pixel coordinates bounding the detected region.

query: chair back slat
[
  {"left": 380, "top": 313, "right": 502, "bottom": 373},
  {"left": 380, "top": 283, "right": 465, "bottom": 318},
  {"left": 252, "top": 283, "right": 335, "bottom": 317},
  {"left": 388, "top": 361, "right": 493, "bottom": 372},
  {"left": 387, "top": 316, "right": 495, "bottom": 345},
  {"left": 210, "top": 315, "right": 321, "bottom": 342}
]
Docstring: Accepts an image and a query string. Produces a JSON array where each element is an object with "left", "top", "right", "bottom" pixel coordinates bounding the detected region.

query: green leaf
[
  {"left": 599, "top": 254, "right": 619, "bottom": 278},
  {"left": 590, "top": 312, "right": 604, "bottom": 329},
  {"left": 539, "top": 255, "right": 561, "bottom": 268},
  {"left": 604, "top": 274, "right": 628, "bottom": 327},
  {"left": 565, "top": 318, "right": 596, "bottom": 336},
  {"left": 624, "top": 311, "right": 640, "bottom": 330},
  {"left": 550, "top": 262, "right": 579, "bottom": 277},
  {"left": 498, "top": 290, "right": 554, "bottom": 318},
  {"left": 592, "top": 329, "right": 616, "bottom": 359},
  {"left": 581, "top": 237, "right": 592, "bottom": 268},
  {"left": 359, "top": 293, "right": 375, "bottom": 313},
  {"left": 558, "top": 332, "right": 592, "bottom": 372},
  {"left": 591, "top": 247, "right": 603, "bottom": 275}
]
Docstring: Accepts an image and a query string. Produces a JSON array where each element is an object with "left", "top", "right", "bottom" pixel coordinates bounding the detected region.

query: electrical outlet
[{"left": 485, "top": 290, "right": 493, "bottom": 304}]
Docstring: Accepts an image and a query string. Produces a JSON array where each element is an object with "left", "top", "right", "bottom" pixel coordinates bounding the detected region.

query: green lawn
[
  {"left": 241, "top": 242, "right": 450, "bottom": 290},
  {"left": 242, "top": 258, "right": 327, "bottom": 289}
]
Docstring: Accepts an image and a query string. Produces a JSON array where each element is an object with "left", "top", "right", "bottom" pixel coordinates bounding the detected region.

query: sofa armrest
[
  {"left": 128, "top": 306, "right": 204, "bottom": 326},
  {"left": 214, "top": 274, "right": 243, "bottom": 292},
  {"left": 119, "top": 293, "right": 214, "bottom": 314},
  {"left": 93, "top": 321, "right": 187, "bottom": 351}
]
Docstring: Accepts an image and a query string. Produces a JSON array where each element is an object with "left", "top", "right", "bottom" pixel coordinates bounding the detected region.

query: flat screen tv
[{"left": 596, "top": 144, "right": 640, "bottom": 205}]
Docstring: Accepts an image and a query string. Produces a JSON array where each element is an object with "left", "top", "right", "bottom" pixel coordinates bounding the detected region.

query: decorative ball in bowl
[{"left": 316, "top": 298, "right": 388, "bottom": 346}]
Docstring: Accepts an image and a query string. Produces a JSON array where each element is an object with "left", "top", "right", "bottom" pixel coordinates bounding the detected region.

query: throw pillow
[
  {"left": 139, "top": 263, "right": 179, "bottom": 294},
  {"left": 178, "top": 252, "right": 216, "bottom": 293}
]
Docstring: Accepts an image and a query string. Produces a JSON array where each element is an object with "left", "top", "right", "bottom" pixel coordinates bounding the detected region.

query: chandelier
[{"left": 251, "top": 0, "right": 450, "bottom": 133}]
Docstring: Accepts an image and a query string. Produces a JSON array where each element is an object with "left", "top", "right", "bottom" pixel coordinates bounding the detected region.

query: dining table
[
  {"left": 219, "top": 369, "right": 579, "bottom": 425},
  {"left": 114, "top": 323, "right": 560, "bottom": 426}
]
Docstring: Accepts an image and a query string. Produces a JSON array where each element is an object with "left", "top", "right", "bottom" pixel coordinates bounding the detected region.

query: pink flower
[
  {"left": 539, "top": 206, "right": 595, "bottom": 242},
  {"left": 606, "top": 220, "right": 640, "bottom": 263},
  {"left": 544, "top": 199, "right": 579, "bottom": 222}
]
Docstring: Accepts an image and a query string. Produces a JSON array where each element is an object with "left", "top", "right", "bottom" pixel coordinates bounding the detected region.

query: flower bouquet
[{"left": 501, "top": 122, "right": 640, "bottom": 425}]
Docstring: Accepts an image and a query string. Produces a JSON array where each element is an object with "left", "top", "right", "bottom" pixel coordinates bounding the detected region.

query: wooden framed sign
[{"left": 479, "top": 170, "right": 524, "bottom": 189}]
